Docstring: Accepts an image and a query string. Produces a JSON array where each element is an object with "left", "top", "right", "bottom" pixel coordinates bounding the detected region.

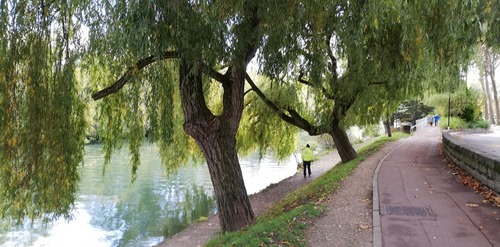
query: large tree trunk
[
  {"left": 179, "top": 61, "right": 254, "bottom": 232},
  {"left": 484, "top": 47, "right": 499, "bottom": 124},
  {"left": 193, "top": 128, "right": 255, "bottom": 231},
  {"left": 384, "top": 112, "right": 392, "bottom": 137},
  {"left": 480, "top": 46, "right": 495, "bottom": 124},
  {"left": 383, "top": 120, "right": 392, "bottom": 137},
  {"left": 329, "top": 118, "right": 357, "bottom": 163},
  {"left": 484, "top": 74, "right": 495, "bottom": 124},
  {"left": 488, "top": 73, "right": 499, "bottom": 124},
  {"left": 480, "top": 70, "right": 491, "bottom": 121}
]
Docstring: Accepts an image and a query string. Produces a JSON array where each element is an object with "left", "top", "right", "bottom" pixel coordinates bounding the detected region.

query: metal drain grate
[{"left": 381, "top": 206, "right": 435, "bottom": 217}]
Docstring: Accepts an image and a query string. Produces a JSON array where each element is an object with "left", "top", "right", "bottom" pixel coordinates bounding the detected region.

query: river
[{"left": 0, "top": 143, "right": 297, "bottom": 247}]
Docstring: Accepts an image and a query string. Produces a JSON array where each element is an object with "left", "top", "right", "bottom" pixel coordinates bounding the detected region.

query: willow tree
[
  {"left": 246, "top": 0, "right": 484, "bottom": 162},
  {"left": 479, "top": 0, "right": 499, "bottom": 50},
  {"left": 0, "top": 1, "right": 87, "bottom": 223},
  {"left": 1, "top": 0, "right": 263, "bottom": 232},
  {"left": 85, "top": 1, "right": 266, "bottom": 232}
]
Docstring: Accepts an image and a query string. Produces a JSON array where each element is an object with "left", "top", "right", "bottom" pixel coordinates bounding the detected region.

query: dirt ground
[
  {"left": 156, "top": 140, "right": 402, "bottom": 247},
  {"left": 305, "top": 140, "right": 403, "bottom": 247}
]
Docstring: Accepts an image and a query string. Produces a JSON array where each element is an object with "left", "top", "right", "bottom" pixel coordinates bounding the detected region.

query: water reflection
[
  {"left": 0, "top": 143, "right": 295, "bottom": 247},
  {"left": 162, "top": 185, "right": 216, "bottom": 239}
]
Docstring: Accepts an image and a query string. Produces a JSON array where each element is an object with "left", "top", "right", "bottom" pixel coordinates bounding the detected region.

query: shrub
[
  {"left": 440, "top": 117, "right": 467, "bottom": 130},
  {"left": 362, "top": 124, "right": 383, "bottom": 139},
  {"left": 468, "top": 120, "right": 490, "bottom": 129}
]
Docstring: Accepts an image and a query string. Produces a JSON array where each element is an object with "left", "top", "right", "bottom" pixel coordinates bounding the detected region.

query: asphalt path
[{"left": 374, "top": 125, "right": 500, "bottom": 247}]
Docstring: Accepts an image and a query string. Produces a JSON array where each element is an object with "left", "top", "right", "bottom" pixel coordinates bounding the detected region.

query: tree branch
[
  {"left": 368, "top": 81, "right": 387, "bottom": 86},
  {"left": 325, "top": 34, "right": 339, "bottom": 83},
  {"left": 92, "top": 51, "right": 178, "bottom": 100},
  {"left": 298, "top": 71, "right": 312, "bottom": 85},
  {"left": 298, "top": 72, "right": 335, "bottom": 100},
  {"left": 244, "top": 88, "right": 253, "bottom": 96},
  {"left": 245, "top": 74, "right": 285, "bottom": 114},
  {"left": 245, "top": 73, "right": 324, "bottom": 136},
  {"left": 207, "top": 68, "right": 228, "bottom": 84}
]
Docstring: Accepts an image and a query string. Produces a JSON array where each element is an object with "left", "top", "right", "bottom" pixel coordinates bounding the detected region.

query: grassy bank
[{"left": 206, "top": 132, "right": 408, "bottom": 247}]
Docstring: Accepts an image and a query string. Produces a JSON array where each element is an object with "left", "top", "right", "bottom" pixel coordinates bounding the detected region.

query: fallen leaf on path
[
  {"left": 438, "top": 143, "right": 500, "bottom": 208},
  {"left": 358, "top": 224, "right": 370, "bottom": 230},
  {"left": 314, "top": 197, "right": 325, "bottom": 205},
  {"left": 466, "top": 203, "right": 479, "bottom": 208}
]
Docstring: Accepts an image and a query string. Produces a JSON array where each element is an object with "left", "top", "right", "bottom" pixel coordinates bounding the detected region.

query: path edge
[{"left": 372, "top": 139, "right": 406, "bottom": 247}]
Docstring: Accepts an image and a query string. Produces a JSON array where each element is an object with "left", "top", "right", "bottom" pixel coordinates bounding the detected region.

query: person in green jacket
[{"left": 301, "top": 144, "right": 314, "bottom": 178}]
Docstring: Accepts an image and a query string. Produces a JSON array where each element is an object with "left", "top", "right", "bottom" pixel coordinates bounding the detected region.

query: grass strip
[
  {"left": 207, "top": 203, "right": 322, "bottom": 247},
  {"left": 206, "top": 132, "right": 408, "bottom": 247}
]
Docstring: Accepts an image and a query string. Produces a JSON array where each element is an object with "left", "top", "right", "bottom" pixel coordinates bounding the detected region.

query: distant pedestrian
[
  {"left": 301, "top": 144, "right": 314, "bottom": 178},
  {"left": 429, "top": 115, "right": 434, "bottom": 126},
  {"left": 434, "top": 114, "right": 440, "bottom": 127}
]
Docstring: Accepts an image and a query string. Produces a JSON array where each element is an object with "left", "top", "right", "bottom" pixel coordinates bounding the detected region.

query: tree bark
[
  {"left": 179, "top": 61, "right": 254, "bottom": 232},
  {"left": 193, "top": 129, "right": 255, "bottom": 232},
  {"left": 488, "top": 72, "right": 499, "bottom": 124},
  {"left": 484, "top": 47, "right": 499, "bottom": 124},
  {"left": 480, "top": 69, "right": 489, "bottom": 121},
  {"left": 383, "top": 120, "right": 392, "bottom": 137},
  {"left": 485, "top": 73, "right": 495, "bottom": 124},
  {"left": 329, "top": 118, "right": 357, "bottom": 163},
  {"left": 385, "top": 112, "right": 393, "bottom": 137}
]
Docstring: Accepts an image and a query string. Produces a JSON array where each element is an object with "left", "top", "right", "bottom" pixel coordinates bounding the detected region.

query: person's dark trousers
[{"left": 303, "top": 161, "right": 311, "bottom": 177}]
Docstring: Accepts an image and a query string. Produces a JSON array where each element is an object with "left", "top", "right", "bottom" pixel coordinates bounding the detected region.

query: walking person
[
  {"left": 434, "top": 114, "right": 440, "bottom": 127},
  {"left": 301, "top": 144, "right": 314, "bottom": 178}
]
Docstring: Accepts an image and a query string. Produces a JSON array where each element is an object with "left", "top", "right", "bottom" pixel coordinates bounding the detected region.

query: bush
[
  {"left": 362, "top": 124, "right": 383, "bottom": 139},
  {"left": 454, "top": 88, "right": 480, "bottom": 122},
  {"left": 440, "top": 117, "right": 490, "bottom": 130},
  {"left": 468, "top": 120, "right": 490, "bottom": 129},
  {"left": 440, "top": 117, "right": 467, "bottom": 130}
]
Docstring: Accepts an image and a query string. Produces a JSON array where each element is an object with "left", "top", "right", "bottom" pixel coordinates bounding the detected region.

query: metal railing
[{"left": 412, "top": 117, "right": 428, "bottom": 132}]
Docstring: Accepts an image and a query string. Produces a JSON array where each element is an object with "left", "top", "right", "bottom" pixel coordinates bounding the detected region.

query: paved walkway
[{"left": 374, "top": 126, "right": 500, "bottom": 247}]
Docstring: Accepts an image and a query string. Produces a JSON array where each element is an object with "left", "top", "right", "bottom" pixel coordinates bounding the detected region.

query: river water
[{"left": 0, "top": 143, "right": 297, "bottom": 247}]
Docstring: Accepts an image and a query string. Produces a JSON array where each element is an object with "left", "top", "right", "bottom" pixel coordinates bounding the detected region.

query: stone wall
[{"left": 442, "top": 132, "right": 500, "bottom": 194}]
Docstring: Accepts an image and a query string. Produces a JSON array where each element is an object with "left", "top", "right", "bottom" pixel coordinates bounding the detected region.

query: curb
[{"left": 372, "top": 138, "right": 407, "bottom": 247}]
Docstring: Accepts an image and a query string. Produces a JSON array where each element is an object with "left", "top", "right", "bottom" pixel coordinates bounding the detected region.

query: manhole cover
[{"left": 381, "top": 206, "right": 435, "bottom": 217}]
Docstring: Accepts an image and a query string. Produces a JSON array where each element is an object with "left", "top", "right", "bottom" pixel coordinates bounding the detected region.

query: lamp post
[{"left": 447, "top": 92, "right": 451, "bottom": 130}]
